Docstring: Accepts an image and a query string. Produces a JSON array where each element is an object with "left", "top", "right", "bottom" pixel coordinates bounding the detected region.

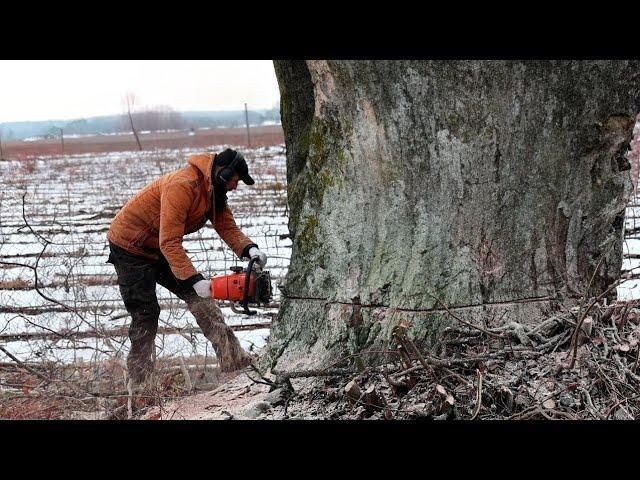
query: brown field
[{"left": 1, "top": 125, "right": 284, "bottom": 158}]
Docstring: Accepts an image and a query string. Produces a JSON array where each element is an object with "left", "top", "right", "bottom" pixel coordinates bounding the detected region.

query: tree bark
[{"left": 269, "top": 60, "right": 640, "bottom": 373}]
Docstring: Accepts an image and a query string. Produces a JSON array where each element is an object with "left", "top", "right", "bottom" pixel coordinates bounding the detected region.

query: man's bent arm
[{"left": 212, "top": 205, "right": 257, "bottom": 259}]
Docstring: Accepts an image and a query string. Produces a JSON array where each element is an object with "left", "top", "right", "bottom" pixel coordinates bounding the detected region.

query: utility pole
[
  {"left": 244, "top": 103, "right": 251, "bottom": 148},
  {"left": 59, "top": 128, "right": 64, "bottom": 155},
  {"left": 0, "top": 130, "right": 4, "bottom": 160}
]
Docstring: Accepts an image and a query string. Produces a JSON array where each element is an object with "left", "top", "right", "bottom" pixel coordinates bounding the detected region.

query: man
[{"left": 107, "top": 148, "right": 267, "bottom": 387}]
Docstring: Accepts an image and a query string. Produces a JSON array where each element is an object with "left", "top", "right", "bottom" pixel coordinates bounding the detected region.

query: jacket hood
[{"left": 187, "top": 153, "right": 215, "bottom": 192}]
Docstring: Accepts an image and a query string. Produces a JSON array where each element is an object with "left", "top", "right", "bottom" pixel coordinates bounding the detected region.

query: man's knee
[
  {"left": 187, "top": 298, "right": 231, "bottom": 341},
  {"left": 129, "top": 321, "right": 158, "bottom": 344},
  {"left": 128, "top": 304, "right": 160, "bottom": 342}
]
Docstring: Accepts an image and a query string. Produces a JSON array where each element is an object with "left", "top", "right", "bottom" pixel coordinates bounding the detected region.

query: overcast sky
[{"left": 0, "top": 60, "right": 281, "bottom": 123}]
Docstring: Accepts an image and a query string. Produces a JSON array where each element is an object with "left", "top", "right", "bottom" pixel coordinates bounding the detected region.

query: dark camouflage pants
[{"left": 107, "top": 242, "right": 251, "bottom": 385}]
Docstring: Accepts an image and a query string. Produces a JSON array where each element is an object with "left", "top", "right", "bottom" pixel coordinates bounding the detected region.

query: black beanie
[
  {"left": 214, "top": 149, "right": 255, "bottom": 185},
  {"left": 215, "top": 148, "right": 237, "bottom": 167}
]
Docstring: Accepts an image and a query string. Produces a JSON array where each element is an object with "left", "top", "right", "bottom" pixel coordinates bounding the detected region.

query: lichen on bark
[{"left": 267, "top": 60, "right": 640, "bottom": 373}]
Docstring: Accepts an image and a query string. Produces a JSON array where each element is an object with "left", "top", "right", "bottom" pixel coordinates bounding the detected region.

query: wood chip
[
  {"left": 362, "top": 385, "right": 386, "bottom": 412},
  {"left": 344, "top": 380, "right": 362, "bottom": 403}
]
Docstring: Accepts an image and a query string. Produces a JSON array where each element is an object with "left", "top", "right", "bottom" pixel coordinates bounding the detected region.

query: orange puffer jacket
[{"left": 107, "top": 153, "right": 256, "bottom": 282}]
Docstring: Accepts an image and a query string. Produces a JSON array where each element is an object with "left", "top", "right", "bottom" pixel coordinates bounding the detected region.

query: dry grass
[
  {"left": 1, "top": 126, "right": 284, "bottom": 159},
  {"left": 257, "top": 181, "right": 285, "bottom": 191},
  {"left": 0, "top": 354, "right": 224, "bottom": 419},
  {"left": 68, "top": 247, "right": 89, "bottom": 258},
  {"left": 0, "top": 394, "right": 66, "bottom": 420},
  {"left": 81, "top": 275, "right": 116, "bottom": 286},
  {"left": 0, "top": 279, "right": 30, "bottom": 290}
]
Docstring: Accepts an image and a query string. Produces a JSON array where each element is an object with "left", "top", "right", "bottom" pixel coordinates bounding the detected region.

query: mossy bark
[{"left": 267, "top": 60, "right": 640, "bottom": 373}]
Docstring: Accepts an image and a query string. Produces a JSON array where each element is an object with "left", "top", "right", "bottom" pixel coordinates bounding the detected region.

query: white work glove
[
  {"left": 249, "top": 247, "right": 267, "bottom": 267},
  {"left": 193, "top": 279, "right": 211, "bottom": 298}
]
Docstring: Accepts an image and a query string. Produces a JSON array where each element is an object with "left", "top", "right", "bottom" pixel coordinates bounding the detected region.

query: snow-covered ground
[{"left": 0, "top": 144, "right": 289, "bottom": 365}]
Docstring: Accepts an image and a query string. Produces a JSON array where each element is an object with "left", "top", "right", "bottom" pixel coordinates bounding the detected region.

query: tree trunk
[{"left": 269, "top": 60, "right": 640, "bottom": 373}]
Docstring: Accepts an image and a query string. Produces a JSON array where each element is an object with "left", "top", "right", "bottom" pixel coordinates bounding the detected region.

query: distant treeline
[{"left": 0, "top": 107, "right": 281, "bottom": 140}]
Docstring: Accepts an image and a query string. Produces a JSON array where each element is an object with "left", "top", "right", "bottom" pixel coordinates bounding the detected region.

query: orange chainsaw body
[{"left": 211, "top": 268, "right": 255, "bottom": 302}]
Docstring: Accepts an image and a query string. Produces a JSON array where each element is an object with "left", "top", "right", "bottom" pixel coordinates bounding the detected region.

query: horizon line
[{"left": 0, "top": 106, "right": 281, "bottom": 126}]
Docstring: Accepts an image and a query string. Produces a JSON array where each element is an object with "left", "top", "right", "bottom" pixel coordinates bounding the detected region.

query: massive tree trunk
[{"left": 267, "top": 60, "right": 640, "bottom": 373}]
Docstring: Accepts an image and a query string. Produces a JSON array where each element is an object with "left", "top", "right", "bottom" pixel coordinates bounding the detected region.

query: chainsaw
[{"left": 210, "top": 256, "right": 273, "bottom": 315}]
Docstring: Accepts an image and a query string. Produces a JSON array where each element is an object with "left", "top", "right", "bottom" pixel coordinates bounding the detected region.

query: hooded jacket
[{"left": 107, "top": 153, "right": 257, "bottom": 284}]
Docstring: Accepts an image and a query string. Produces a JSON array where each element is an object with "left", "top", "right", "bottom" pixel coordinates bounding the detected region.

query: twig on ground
[
  {"left": 0, "top": 346, "right": 51, "bottom": 384},
  {"left": 470, "top": 369, "right": 483, "bottom": 420}
]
